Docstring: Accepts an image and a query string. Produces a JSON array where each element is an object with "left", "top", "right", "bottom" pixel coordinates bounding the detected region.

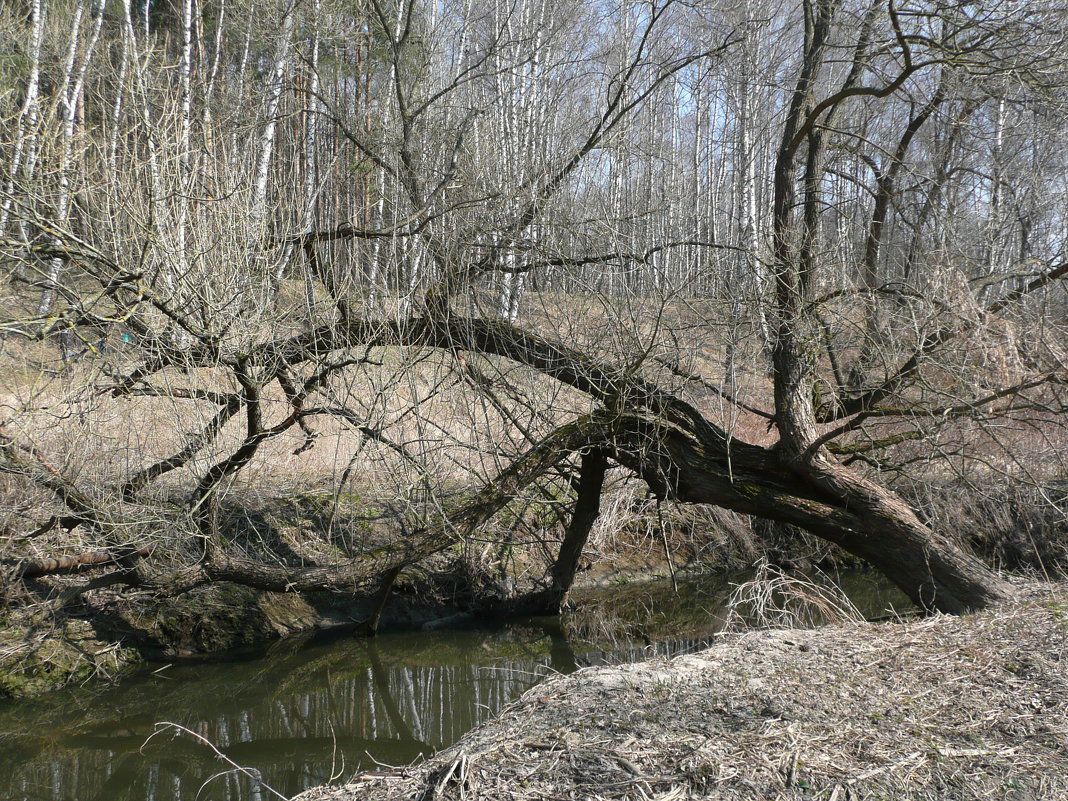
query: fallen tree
[{"left": 0, "top": 300, "right": 1021, "bottom": 612}]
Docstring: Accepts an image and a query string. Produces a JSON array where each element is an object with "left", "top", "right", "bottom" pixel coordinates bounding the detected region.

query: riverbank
[
  {"left": 0, "top": 550, "right": 697, "bottom": 700},
  {"left": 4, "top": 572, "right": 884, "bottom": 800},
  {"left": 4, "top": 471, "right": 1062, "bottom": 701},
  {"left": 0, "top": 487, "right": 795, "bottom": 700},
  {"left": 2, "top": 484, "right": 1059, "bottom": 704},
  {"left": 298, "top": 583, "right": 1068, "bottom": 801}
]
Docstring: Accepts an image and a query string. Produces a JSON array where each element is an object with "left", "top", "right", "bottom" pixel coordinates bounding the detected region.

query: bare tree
[{"left": 2, "top": 0, "right": 1068, "bottom": 645}]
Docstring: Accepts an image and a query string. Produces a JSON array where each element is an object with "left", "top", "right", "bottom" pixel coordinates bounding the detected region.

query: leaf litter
[{"left": 298, "top": 583, "right": 1068, "bottom": 801}]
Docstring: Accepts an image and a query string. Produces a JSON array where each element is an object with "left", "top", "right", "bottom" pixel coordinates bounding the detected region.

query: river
[{"left": 0, "top": 572, "right": 905, "bottom": 801}]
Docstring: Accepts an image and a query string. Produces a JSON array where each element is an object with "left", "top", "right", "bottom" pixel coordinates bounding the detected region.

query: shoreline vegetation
[
  {"left": 296, "top": 582, "right": 1068, "bottom": 801},
  {"left": 0, "top": 482, "right": 1061, "bottom": 700},
  {"left": 0, "top": 492, "right": 729, "bottom": 700}
]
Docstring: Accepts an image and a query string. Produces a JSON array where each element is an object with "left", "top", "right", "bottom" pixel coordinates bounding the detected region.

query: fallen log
[{"left": 11, "top": 547, "right": 151, "bottom": 578}]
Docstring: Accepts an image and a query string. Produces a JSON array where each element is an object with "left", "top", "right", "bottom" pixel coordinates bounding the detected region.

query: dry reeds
[{"left": 722, "top": 559, "right": 866, "bottom": 630}]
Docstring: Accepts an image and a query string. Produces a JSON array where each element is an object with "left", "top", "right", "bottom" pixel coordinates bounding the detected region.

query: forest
[{"left": 2, "top": 0, "right": 1068, "bottom": 691}]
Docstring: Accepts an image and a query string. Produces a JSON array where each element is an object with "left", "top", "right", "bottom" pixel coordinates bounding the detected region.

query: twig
[{"left": 143, "top": 722, "right": 290, "bottom": 801}]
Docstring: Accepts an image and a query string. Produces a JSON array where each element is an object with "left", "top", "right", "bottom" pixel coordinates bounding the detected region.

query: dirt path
[{"left": 298, "top": 586, "right": 1068, "bottom": 800}]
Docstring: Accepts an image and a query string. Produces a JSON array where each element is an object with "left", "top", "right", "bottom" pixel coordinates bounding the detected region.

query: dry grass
[
  {"left": 722, "top": 559, "right": 867, "bottom": 631},
  {"left": 297, "top": 583, "right": 1068, "bottom": 801}
]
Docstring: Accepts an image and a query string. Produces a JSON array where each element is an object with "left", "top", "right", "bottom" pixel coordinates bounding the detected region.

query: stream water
[{"left": 0, "top": 572, "right": 906, "bottom": 801}]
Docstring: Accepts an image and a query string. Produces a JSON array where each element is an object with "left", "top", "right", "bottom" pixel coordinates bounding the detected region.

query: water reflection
[{"left": 0, "top": 573, "right": 906, "bottom": 801}]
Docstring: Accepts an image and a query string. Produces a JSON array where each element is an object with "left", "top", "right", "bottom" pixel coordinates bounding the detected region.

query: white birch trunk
[
  {"left": 229, "top": 14, "right": 254, "bottom": 179},
  {"left": 1, "top": 0, "right": 44, "bottom": 236},
  {"left": 981, "top": 95, "right": 1007, "bottom": 303},
  {"left": 175, "top": 0, "right": 195, "bottom": 283},
  {"left": 39, "top": 0, "right": 105, "bottom": 318},
  {"left": 250, "top": 0, "right": 296, "bottom": 242},
  {"left": 302, "top": 0, "right": 322, "bottom": 312},
  {"left": 201, "top": 0, "right": 226, "bottom": 121},
  {"left": 106, "top": 0, "right": 132, "bottom": 172}
]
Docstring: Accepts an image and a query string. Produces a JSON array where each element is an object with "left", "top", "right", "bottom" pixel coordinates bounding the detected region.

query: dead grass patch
[{"left": 297, "top": 583, "right": 1068, "bottom": 801}]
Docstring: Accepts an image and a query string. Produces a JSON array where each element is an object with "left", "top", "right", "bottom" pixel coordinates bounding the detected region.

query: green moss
[
  {"left": 0, "top": 621, "right": 141, "bottom": 699},
  {"left": 734, "top": 483, "right": 764, "bottom": 499},
  {"left": 147, "top": 584, "right": 277, "bottom": 654}
]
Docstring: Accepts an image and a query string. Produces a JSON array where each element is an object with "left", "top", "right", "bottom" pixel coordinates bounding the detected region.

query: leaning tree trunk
[
  {"left": 708, "top": 0, "right": 1013, "bottom": 614},
  {"left": 548, "top": 450, "right": 608, "bottom": 608},
  {"left": 799, "top": 453, "right": 1010, "bottom": 613},
  {"left": 605, "top": 412, "right": 1011, "bottom": 614}
]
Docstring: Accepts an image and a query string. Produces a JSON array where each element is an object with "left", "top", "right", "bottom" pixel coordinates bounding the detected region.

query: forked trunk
[{"left": 605, "top": 414, "right": 1011, "bottom": 614}]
